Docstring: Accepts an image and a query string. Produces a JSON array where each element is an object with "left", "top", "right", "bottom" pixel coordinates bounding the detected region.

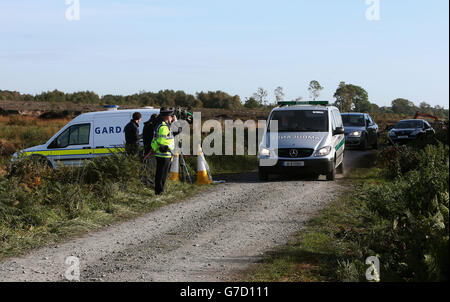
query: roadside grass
[
  {"left": 0, "top": 114, "right": 258, "bottom": 260},
  {"left": 0, "top": 157, "right": 208, "bottom": 261},
  {"left": 184, "top": 154, "right": 257, "bottom": 175},
  {"left": 0, "top": 153, "right": 255, "bottom": 260},
  {"left": 241, "top": 138, "right": 449, "bottom": 282},
  {"left": 0, "top": 152, "right": 253, "bottom": 260},
  {"left": 241, "top": 162, "right": 399, "bottom": 282},
  {"left": 242, "top": 180, "right": 372, "bottom": 282}
]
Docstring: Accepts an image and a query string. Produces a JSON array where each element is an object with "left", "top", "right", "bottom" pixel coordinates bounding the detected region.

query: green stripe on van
[{"left": 335, "top": 138, "right": 345, "bottom": 151}]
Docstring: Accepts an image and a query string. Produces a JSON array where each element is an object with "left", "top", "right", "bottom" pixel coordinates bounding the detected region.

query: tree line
[
  {"left": 1, "top": 82, "right": 448, "bottom": 119},
  {"left": 332, "top": 81, "right": 449, "bottom": 120}
]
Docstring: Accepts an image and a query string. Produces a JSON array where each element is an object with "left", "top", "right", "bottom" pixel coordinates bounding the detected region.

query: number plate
[
  {"left": 282, "top": 161, "right": 305, "bottom": 167},
  {"left": 398, "top": 136, "right": 408, "bottom": 139}
]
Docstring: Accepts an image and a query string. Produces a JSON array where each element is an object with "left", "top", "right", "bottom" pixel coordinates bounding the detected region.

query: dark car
[
  {"left": 388, "top": 119, "right": 435, "bottom": 144},
  {"left": 341, "top": 113, "right": 379, "bottom": 150}
]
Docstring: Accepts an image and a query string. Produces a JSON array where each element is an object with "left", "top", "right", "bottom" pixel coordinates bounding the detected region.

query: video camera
[{"left": 173, "top": 107, "right": 193, "bottom": 125}]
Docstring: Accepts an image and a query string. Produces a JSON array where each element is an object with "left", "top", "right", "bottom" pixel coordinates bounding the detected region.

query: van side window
[
  {"left": 49, "top": 124, "right": 91, "bottom": 149},
  {"left": 331, "top": 110, "right": 342, "bottom": 130},
  {"left": 330, "top": 111, "right": 337, "bottom": 130},
  {"left": 333, "top": 110, "right": 343, "bottom": 128},
  {"left": 69, "top": 124, "right": 91, "bottom": 145}
]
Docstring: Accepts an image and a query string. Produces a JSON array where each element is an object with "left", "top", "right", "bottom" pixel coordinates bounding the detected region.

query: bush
[
  {"left": 0, "top": 139, "right": 16, "bottom": 157},
  {"left": 1, "top": 154, "right": 146, "bottom": 229},
  {"left": 363, "top": 144, "right": 449, "bottom": 281},
  {"left": 435, "top": 128, "right": 449, "bottom": 145},
  {"left": 7, "top": 156, "right": 53, "bottom": 186},
  {"left": 0, "top": 177, "right": 47, "bottom": 228},
  {"left": 378, "top": 145, "right": 419, "bottom": 179},
  {"left": 80, "top": 153, "right": 142, "bottom": 184}
]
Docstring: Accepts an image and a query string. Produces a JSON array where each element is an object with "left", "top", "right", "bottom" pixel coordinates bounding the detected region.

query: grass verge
[
  {"left": 0, "top": 154, "right": 216, "bottom": 261},
  {"left": 239, "top": 172, "right": 380, "bottom": 282},
  {"left": 240, "top": 141, "right": 449, "bottom": 282}
]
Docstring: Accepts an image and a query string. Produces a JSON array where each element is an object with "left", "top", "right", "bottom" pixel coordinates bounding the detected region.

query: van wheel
[
  {"left": 337, "top": 160, "right": 344, "bottom": 174},
  {"left": 326, "top": 163, "right": 336, "bottom": 181},
  {"left": 258, "top": 169, "right": 269, "bottom": 181}
]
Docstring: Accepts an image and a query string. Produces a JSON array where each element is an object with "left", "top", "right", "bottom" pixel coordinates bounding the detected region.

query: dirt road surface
[{"left": 0, "top": 150, "right": 373, "bottom": 282}]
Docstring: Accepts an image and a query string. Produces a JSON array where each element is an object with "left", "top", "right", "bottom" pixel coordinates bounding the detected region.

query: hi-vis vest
[{"left": 151, "top": 121, "right": 175, "bottom": 158}]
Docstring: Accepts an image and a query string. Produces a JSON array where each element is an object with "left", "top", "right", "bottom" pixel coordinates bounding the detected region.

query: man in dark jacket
[
  {"left": 124, "top": 112, "right": 142, "bottom": 156},
  {"left": 142, "top": 113, "right": 159, "bottom": 155}
]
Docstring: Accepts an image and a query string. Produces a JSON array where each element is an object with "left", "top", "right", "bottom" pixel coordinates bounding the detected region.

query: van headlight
[
  {"left": 259, "top": 147, "right": 271, "bottom": 157},
  {"left": 315, "top": 146, "right": 332, "bottom": 157},
  {"left": 349, "top": 131, "right": 362, "bottom": 137}
]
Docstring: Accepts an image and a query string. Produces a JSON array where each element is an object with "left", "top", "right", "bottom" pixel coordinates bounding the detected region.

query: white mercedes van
[
  {"left": 12, "top": 108, "right": 160, "bottom": 168},
  {"left": 258, "top": 101, "right": 345, "bottom": 181}
]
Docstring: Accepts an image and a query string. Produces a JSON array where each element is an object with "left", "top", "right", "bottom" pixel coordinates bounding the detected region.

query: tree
[
  {"left": 308, "top": 80, "right": 324, "bottom": 100},
  {"left": 230, "top": 95, "right": 243, "bottom": 109},
  {"left": 432, "top": 105, "right": 449, "bottom": 120},
  {"left": 35, "top": 90, "right": 66, "bottom": 103},
  {"left": 333, "top": 82, "right": 352, "bottom": 112},
  {"left": 391, "top": 98, "right": 416, "bottom": 115},
  {"left": 102, "top": 94, "right": 126, "bottom": 105},
  {"left": 333, "top": 82, "right": 369, "bottom": 113},
  {"left": 244, "top": 97, "right": 260, "bottom": 109},
  {"left": 369, "top": 103, "right": 380, "bottom": 113},
  {"left": 419, "top": 102, "right": 432, "bottom": 114},
  {"left": 252, "top": 88, "right": 268, "bottom": 106},
  {"left": 351, "top": 86, "right": 370, "bottom": 112},
  {"left": 379, "top": 106, "right": 393, "bottom": 114},
  {"left": 196, "top": 91, "right": 242, "bottom": 109},
  {"left": 274, "top": 86, "right": 285, "bottom": 104}
]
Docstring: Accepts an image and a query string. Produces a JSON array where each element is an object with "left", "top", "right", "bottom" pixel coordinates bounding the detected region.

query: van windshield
[
  {"left": 342, "top": 115, "right": 365, "bottom": 127},
  {"left": 269, "top": 110, "right": 328, "bottom": 132}
]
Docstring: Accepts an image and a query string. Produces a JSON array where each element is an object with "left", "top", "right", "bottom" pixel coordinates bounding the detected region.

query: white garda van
[
  {"left": 258, "top": 101, "right": 345, "bottom": 181},
  {"left": 12, "top": 108, "right": 160, "bottom": 169}
]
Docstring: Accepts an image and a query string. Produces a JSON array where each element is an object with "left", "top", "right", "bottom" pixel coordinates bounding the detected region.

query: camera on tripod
[{"left": 173, "top": 107, "right": 193, "bottom": 125}]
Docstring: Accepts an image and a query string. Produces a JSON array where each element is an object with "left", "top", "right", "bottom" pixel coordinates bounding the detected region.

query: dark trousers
[
  {"left": 155, "top": 157, "right": 172, "bottom": 195},
  {"left": 125, "top": 143, "right": 139, "bottom": 156}
]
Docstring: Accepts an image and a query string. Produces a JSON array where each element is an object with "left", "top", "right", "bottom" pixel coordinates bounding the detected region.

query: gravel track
[{"left": 0, "top": 150, "right": 372, "bottom": 282}]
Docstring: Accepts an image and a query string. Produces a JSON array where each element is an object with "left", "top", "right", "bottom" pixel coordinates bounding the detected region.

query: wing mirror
[{"left": 334, "top": 127, "right": 345, "bottom": 135}]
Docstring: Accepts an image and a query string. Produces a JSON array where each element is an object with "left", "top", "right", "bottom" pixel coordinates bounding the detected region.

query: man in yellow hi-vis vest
[{"left": 151, "top": 108, "right": 177, "bottom": 195}]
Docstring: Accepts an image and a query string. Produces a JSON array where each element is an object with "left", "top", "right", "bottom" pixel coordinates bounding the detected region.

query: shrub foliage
[{"left": 362, "top": 142, "right": 449, "bottom": 281}]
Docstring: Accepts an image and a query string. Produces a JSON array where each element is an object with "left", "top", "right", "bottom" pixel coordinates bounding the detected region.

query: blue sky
[{"left": 0, "top": 0, "right": 448, "bottom": 108}]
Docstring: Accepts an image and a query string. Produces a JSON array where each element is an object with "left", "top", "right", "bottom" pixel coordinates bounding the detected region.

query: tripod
[
  {"left": 177, "top": 141, "right": 192, "bottom": 184},
  {"left": 142, "top": 142, "right": 192, "bottom": 185}
]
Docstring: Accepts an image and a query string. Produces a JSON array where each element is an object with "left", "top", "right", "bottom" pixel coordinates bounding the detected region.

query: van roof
[
  {"left": 72, "top": 109, "right": 160, "bottom": 122},
  {"left": 273, "top": 105, "right": 337, "bottom": 112},
  {"left": 341, "top": 112, "right": 365, "bottom": 116}
]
